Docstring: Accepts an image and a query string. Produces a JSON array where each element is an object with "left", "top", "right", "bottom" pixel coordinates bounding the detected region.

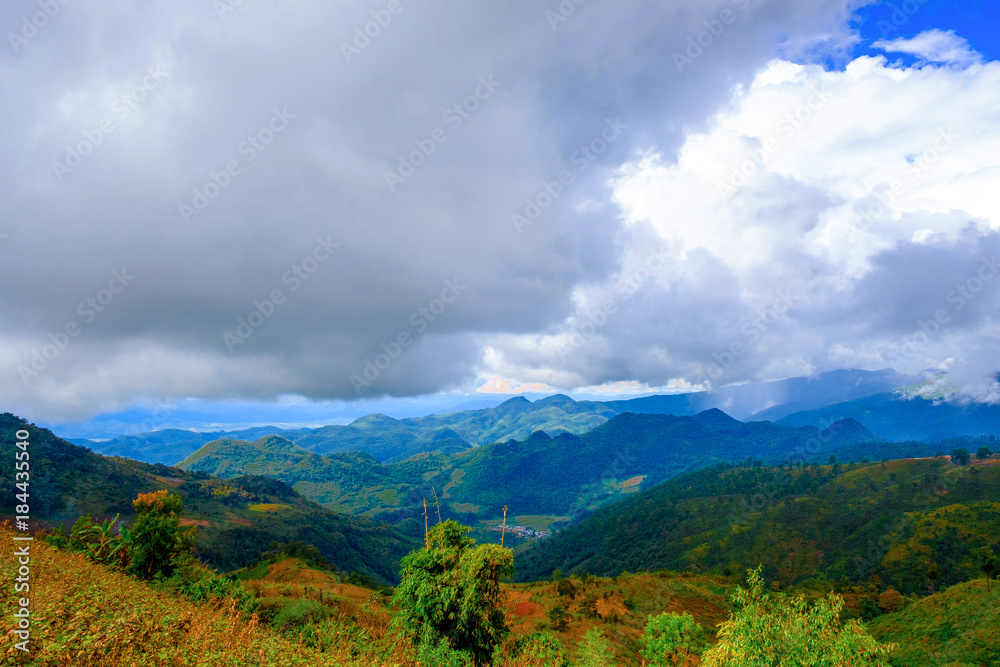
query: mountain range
[
  {"left": 174, "top": 408, "right": 882, "bottom": 546},
  {"left": 71, "top": 368, "right": 960, "bottom": 467}
]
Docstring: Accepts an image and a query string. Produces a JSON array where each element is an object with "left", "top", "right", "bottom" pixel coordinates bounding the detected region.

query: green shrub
[
  {"left": 506, "top": 632, "right": 570, "bottom": 667},
  {"left": 700, "top": 567, "right": 896, "bottom": 666},
  {"left": 641, "top": 611, "right": 705, "bottom": 666},
  {"left": 271, "top": 597, "right": 331, "bottom": 631},
  {"left": 577, "top": 628, "right": 615, "bottom": 667}
]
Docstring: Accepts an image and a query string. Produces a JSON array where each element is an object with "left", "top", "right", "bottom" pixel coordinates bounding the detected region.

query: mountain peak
[
  {"left": 349, "top": 413, "right": 400, "bottom": 428},
  {"left": 692, "top": 408, "right": 741, "bottom": 427},
  {"left": 497, "top": 396, "right": 532, "bottom": 410},
  {"left": 524, "top": 429, "right": 552, "bottom": 443},
  {"left": 533, "top": 394, "right": 575, "bottom": 406}
]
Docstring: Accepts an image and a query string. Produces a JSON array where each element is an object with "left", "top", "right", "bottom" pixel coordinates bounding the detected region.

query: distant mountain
[
  {"left": 177, "top": 410, "right": 881, "bottom": 543},
  {"left": 0, "top": 413, "right": 415, "bottom": 583},
  {"left": 774, "top": 392, "right": 1000, "bottom": 441},
  {"left": 516, "top": 456, "right": 1000, "bottom": 594},
  {"left": 601, "top": 368, "right": 916, "bottom": 419},
  {"left": 75, "top": 369, "right": 912, "bottom": 467}
]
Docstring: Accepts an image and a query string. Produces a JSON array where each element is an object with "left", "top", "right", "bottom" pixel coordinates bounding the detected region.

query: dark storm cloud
[{"left": 0, "top": 0, "right": 870, "bottom": 418}]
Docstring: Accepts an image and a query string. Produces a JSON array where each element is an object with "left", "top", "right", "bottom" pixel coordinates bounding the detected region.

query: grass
[
  {"left": 0, "top": 526, "right": 395, "bottom": 666},
  {"left": 870, "top": 578, "right": 1000, "bottom": 666},
  {"left": 247, "top": 503, "right": 293, "bottom": 513}
]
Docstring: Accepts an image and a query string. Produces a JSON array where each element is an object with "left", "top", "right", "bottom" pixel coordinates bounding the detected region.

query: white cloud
[
  {"left": 873, "top": 29, "right": 982, "bottom": 67},
  {"left": 484, "top": 43, "right": 1000, "bottom": 394}
]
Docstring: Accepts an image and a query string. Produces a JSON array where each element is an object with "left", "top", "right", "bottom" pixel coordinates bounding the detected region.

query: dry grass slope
[{"left": 0, "top": 528, "right": 394, "bottom": 666}]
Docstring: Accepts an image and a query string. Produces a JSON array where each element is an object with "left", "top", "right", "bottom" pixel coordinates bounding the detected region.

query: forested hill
[
  {"left": 174, "top": 409, "right": 881, "bottom": 547},
  {"left": 516, "top": 455, "right": 1000, "bottom": 595},
  {"left": 0, "top": 413, "right": 415, "bottom": 583}
]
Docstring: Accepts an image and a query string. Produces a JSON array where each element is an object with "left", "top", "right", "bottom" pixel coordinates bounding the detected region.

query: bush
[
  {"left": 127, "top": 490, "right": 193, "bottom": 579},
  {"left": 577, "top": 628, "right": 614, "bottom": 667},
  {"left": 504, "top": 632, "right": 570, "bottom": 667},
  {"left": 700, "top": 567, "right": 896, "bottom": 666},
  {"left": 877, "top": 588, "right": 906, "bottom": 613},
  {"left": 271, "top": 598, "right": 331, "bottom": 631},
  {"left": 641, "top": 612, "right": 705, "bottom": 666}
]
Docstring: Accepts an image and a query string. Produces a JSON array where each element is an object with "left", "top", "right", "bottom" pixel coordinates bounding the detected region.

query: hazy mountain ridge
[
  {"left": 774, "top": 392, "right": 1000, "bottom": 441},
  {"left": 81, "top": 369, "right": 916, "bottom": 466}
]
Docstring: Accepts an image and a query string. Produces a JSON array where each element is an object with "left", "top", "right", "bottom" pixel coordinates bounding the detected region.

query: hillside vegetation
[
  {"left": 869, "top": 578, "right": 1000, "bottom": 666},
  {"left": 0, "top": 414, "right": 415, "bottom": 582},
  {"left": 177, "top": 410, "right": 880, "bottom": 545},
  {"left": 517, "top": 457, "right": 1000, "bottom": 596}
]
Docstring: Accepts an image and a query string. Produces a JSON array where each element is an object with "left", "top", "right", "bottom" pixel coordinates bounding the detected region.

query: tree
[
  {"left": 577, "top": 628, "right": 615, "bottom": 667},
  {"left": 127, "top": 490, "right": 192, "bottom": 579},
  {"left": 700, "top": 568, "right": 896, "bottom": 666},
  {"left": 951, "top": 448, "right": 971, "bottom": 466},
  {"left": 548, "top": 604, "right": 570, "bottom": 631},
  {"left": 556, "top": 577, "right": 577, "bottom": 600},
  {"left": 976, "top": 446, "right": 992, "bottom": 461},
  {"left": 877, "top": 588, "right": 906, "bottom": 613},
  {"left": 392, "top": 520, "right": 513, "bottom": 666},
  {"left": 641, "top": 611, "right": 706, "bottom": 666},
  {"left": 974, "top": 547, "right": 1000, "bottom": 592}
]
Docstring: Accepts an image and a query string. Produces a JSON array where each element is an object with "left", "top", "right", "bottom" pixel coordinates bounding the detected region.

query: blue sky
[{"left": 853, "top": 0, "right": 999, "bottom": 61}]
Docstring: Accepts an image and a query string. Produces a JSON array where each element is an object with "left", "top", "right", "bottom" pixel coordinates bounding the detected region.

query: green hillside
[
  {"left": 0, "top": 413, "right": 415, "bottom": 583},
  {"left": 870, "top": 578, "right": 1000, "bottom": 666},
  {"left": 176, "top": 411, "right": 881, "bottom": 550},
  {"left": 516, "top": 457, "right": 1000, "bottom": 595}
]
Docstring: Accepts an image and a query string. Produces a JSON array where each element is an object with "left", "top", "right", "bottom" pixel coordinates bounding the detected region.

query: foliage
[
  {"left": 869, "top": 578, "right": 1000, "bottom": 666},
  {"left": 641, "top": 612, "right": 706, "bottom": 666},
  {"left": 974, "top": 546, "right": 1000, "bottom": 592},
  {"left": 951, "top": 448, "right": 971, "bottom": 466},
  {"left": 70, "top": 513, "right": 133, "bottom": 570},
  {"left": 976, "top": 446, "right": 992, "bottom": 460},
  {"left": 503, "top": 632, "right": 571, "bottom": 667},
  {"left": 547, "top": 604, "right": 570, "bottom": 631},
  {"left": 577, "top": 628, "right": 615, "bottom": 667},
  {"left": 518, "top": 458, "right": 1000, "bottom": 595},
  {"left": 127, "top": 490, "right": 193, "bottom": 579},
  {"left": 261, "top": 539, "right": 333, "bottom": 571},
  {"left": 556, "top": 577, "right": 577, "bottom": 600},
  {"left": 876, "top": 588, "right": 906, "bottom": 613},
  {"left": 392, "top": 520, "right": 514, "bottom": 666},
  {"left": 699, "top": 568, "right": 895, "bottom": 666}
]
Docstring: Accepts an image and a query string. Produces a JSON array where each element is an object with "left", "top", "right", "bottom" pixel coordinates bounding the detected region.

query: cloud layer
[{"left": 2, "top": 1, "right": 998, "bottom": 420}]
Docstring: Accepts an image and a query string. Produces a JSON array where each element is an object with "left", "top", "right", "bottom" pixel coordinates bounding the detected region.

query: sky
[{"left": 2, "top": 0, "right": 999, "bottom": 429}]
